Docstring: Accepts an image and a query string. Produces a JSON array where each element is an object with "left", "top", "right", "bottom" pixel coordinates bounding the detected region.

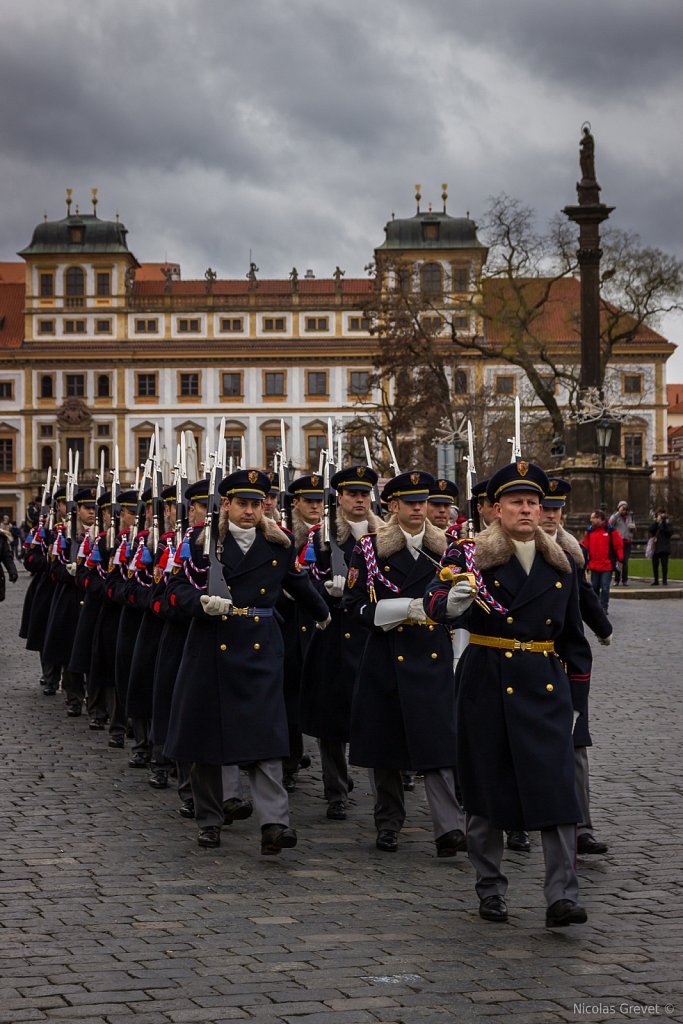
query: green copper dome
[
  {"left": 377, "top": 211, "right": 485, "bottom": 251},
  {"left": 19, "top": 214, "right": 132, "bottom": 256}
]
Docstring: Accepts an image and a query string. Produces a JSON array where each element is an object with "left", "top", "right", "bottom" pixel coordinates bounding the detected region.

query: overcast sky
[{"left": 2, "top": 0, "right": 682, "bottom": 376}]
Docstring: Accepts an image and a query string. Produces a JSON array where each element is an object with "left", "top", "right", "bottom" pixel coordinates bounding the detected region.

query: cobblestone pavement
[{"left": 2, "top": 572, "right": 682, "bottom": 1024}]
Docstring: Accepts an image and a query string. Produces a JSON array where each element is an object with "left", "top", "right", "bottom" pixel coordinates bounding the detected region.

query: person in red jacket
[{"left": 582, "top": 510, "right": 623, "bottom": 613}]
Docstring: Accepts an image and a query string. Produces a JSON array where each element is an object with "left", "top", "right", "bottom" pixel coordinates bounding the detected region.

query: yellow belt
[{"left": 469, "top": 634, "right": 555, "bottom": 654}]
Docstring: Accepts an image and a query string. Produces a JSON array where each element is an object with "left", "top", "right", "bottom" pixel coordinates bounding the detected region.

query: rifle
[
  {"left": 462, "top": 420, "right": 480, "bottom": 539},
  {"left": 109, "top": 445, "right": 120, "bottom": 549},
  {"left": 203, "top": 431, "right": 232, "bottom": 599},
  {"left": 277, "top": 418, "right": 293, "bottom": 531},
  {"left": 95, "top": 450, "right": 105, "bottom": 534},
  {"left": 322, "top": 418, "right": 347, "bottom": 577},
  {"left": 39, "top": 466, "right": 52, "bottom": 523},
  {"left": 362, "top": 436, "right": 382, "bottom": 518},
  {"left": 46, "top": 458, "right": 61, "bottom": 531},
  {"left": 130, "top": 433, "right": 154, "bottom": 549},
  {"left": 175, "top": 435, "right": 189, "bottom": 548},
  {"left": 65, "top": 447, "right": 80, "bottom": 561},
  {"left": 150, "top": 426, "right": 163, "bottom": 554},
  {"left": 508, "top": 395, "right": 522, "bottom": 463},
  {"left": 387, "top": 437, "right": 401, "bottom": 476}
]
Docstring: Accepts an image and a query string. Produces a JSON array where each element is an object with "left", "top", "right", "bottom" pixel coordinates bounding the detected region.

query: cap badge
[
  {"left": 248, "top": 470, "right": 258, "bottom": 484},
  {"left": 311, "top": 474, "right": 319, "bottom": 487},
  {"left": 549, "top": 480, "right": 558, "bottom": 492},
  {"left": 439, "top": 479, "right": 447, "bottom": 491},
  {"left": 410, "top": 472, "right": 419, "bottom": 485},
  {"left": 517, "top": 461, "right": 529, "bottom": 477},
  {"left": 357, "top": 466, "right": 365, "bottom": 478}
]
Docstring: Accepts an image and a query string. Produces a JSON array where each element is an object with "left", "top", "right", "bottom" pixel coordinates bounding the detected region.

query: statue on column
[{"left": 577, "top": 123, "right": 600, "bottom": 205}]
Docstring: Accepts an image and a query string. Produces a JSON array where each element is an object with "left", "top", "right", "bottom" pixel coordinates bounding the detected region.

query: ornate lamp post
[{"left": 596, "top": 414, "right": 613, "bottom": 511}]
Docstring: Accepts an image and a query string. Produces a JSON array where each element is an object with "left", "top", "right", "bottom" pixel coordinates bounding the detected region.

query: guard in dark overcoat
[
  {"left": 540, "top": 478, "right": 611, "bottom": 858},
  {"left": 278, "top": 474, "right": 324, "bottom": 791},
  {"left": 299, "top": 465, "right": 383, "bottom": 820},
  {"left": 24, "top": 491, "right": 65, "bottom": 694},
  {"left": 164, "top": 469, "right": 329, "bottom": 854},
  {"left": 43, "top": 488, "right": 97, "bottom": 716},
  {"left": 150, "top": 481, "right": 208, "bottom": 812},
  {"left": 102, "top": 490, "right": 139, "bottom": 747},
  {"left": 424, "top": 460, "right": 593, "bottom": 928},
  {"left": 345, "top": 470, "right": 466, "bottom": 857}
]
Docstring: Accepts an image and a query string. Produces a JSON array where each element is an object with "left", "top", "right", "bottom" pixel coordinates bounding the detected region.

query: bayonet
[
  {"left": 203, "top": 431, "right": 232, "bottom": 600},
  {"left": 508, "top": 395, "right": 522, "bottom": 463},
  {"left": 322, "top": 418, "right": 347, "bottom": 577},
  {"left": 387, "top": 437, "right": 401, "bottom": 476},
  {"left": 362, "top": 436, "right": 383, "bottom": 518}
]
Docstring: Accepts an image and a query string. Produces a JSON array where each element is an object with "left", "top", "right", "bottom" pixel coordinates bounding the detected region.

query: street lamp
[
  {"left": 595, "top": 414, "right": 613, "bottom": 511},
  {"left": 452, "top": 436, "right": 466, "bottom": 501}
]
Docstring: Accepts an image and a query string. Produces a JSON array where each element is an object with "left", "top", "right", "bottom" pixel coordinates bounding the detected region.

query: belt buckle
[
  {"left": 232, "top": 606, "right": 248, "bottom": 617},
  {"left": 513, "top": 639, "right": 530, "bottom": 651}
]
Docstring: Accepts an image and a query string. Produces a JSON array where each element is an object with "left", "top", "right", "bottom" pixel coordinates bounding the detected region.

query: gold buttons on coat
[
  {"left": 301, "top": 626, "right": 307, "bottom": 633},
  {"left": 344, "top": 632, "right": 351, "bottom": 639},
  {"left": 505, "top": 651, "right": 513, "bottom": 659},
  {"left": 506, "top": 686, "right": 514, "bottom": 695},
  {"left": 271, "top": 559, "right": 278, "bottom": 566},
  {"left": 428, "top": 624, "right": 434, "bottom": 631},
  {"left": 431, "top": 653, "right": 438, "bottom": 660},
  {"left": 221, "top": 615, "right": 228, "bottom": 621},
  {"left": 546, "top": 683, "right": 554, "bottom": 692},
  {"left": 254, "top": 616, "right": 260, "bottom": 622},
  {"left": 260, "top": 587, "right": 266, "bottom": 595},
  {"left": 545, "top": 618, "right": 552, "bottom": 625},
  {"left": 494, "top": 580, "right": 500, "bottom": 587},
  {"left": 254, "top": 643, "right": 261, "bottom": 651},
  {"left": 219, "top": 644, "right": 227, "bottom": 652},
  {"left": 555, "top": 581, "right": 562, "bottom": 589},
  {"left": 506, "top": 616, "right": 514, "bottom": 624},
  {"left": 384, "top": 565, "right": 391, "bottom": 571},
  {"left": 397, "top": 655, "right": 404, "bottom": 663},
  {"left": 397, "top": 626, "right": 403, "bottom": 633}
]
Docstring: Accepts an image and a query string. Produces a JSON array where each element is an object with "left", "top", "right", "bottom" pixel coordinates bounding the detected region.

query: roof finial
[
  {"left": 442, "top": 182, "right": 448, "bottom": 213},
  {"left": 91, "top": 188, "right": 98, "bottom": 215},
  {"left": 115, "top": 210, "right": 120, "bottom": 222},
  {"left": 43, "top": 211, "right": 48, "bottom": 222},
  {"left": 66, "top": 188, "right": 72, "bottom": 215},
  {"left": 428, "top": 201, "right": 432, "bottom": 213},
  {"left": 415, "top": 183, "right": 421, "bottom": 214},
  {"left": 75, "top": 203, "right": 80, "bottom": 215}
]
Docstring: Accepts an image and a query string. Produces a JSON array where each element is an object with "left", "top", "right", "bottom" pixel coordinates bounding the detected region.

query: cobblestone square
[{"left": 1, "top": 572, "right": 681, "bottom": 1023}]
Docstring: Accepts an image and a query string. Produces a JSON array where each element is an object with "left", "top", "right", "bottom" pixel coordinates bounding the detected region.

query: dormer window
[
  {"left": 421, "top": 262, "right": 442, "bottom": 297},
  {"left": 422, "top": 222, "right": 439, "bottom": 242},
  {"left": 69, "top": 225, "right": 84, "bottom": 244}
]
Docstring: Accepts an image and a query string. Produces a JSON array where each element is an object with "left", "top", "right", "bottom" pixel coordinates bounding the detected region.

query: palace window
[
  {"left": 177, "top": 318, "right": 201, "bottom": 333},
  {"left": 495, "top": 375, "right": 515, "bottom": 395},
  {"left": 0, "top": 381, "right": 13, "bottom": 399},
  {"left": 624, "top": 433, "right": 644, "bottom": 467},
  {"left": 66, "top": 267, "right": 85, "bottom": 296},
  {"left": 136, "top": 373, "right": 157, "bottom": 398},
  {"left": 96, "top": 272, "right": 111, "bottom": 297},
  {"left": 348, "top": 316, "right": 370, "bottom": 331},
  {"left": 453, "top": 369, "right": 468, "bottom": 395},
  {"left": 306, "top": 371, "right": 328, "bottom": 396},
  {"left": 40, "top": 424, "right": 53, "bottom": 438},
  {"left": 65, "top": 320, "right": 86, "bottom": 334},
  {"left": 421, "top": 262, "right": 442, "bottom": 297},
  {"left": 39, "top": 375, "right": 54, "bottom": 398},
  {"left": 221, "top": 372, "right": 242, "bottom": 398},
  {"left": 179, "top": 373, "right": 200, "bottom": 397},
  {"left": 96, "top": 423, "right": 110, "bottom": 437},
  {"left": 65, "top": 374, "right": 85, "bottom": 398},
  {"left": 96, "top": 375, "right": 111, "bottom": 398},
  {"left": 220, "top": 318, "right": 244, "bottom": 333},
  {"left": 305, "top": 317, "right": 329, "bottom": 332},
  {"left": 349, "top": 370, "right": 370, "bottom": 396},
  {"left": 453, "top": 267, "right": 469, "bottom": 292},
  {"left": 40, "top": 445, "right": 53, "bottom": 470},
  {"left": 623, "top": 374, "right": 643, "bottom": 395},
  {"left": 39, "top": 273, "right": 54, "bottom": 298},
  {"left": 38, "top": 319, "right": 55, "bottom": 335},
  {"left": 264, "top": 372, "right": 285, "bottom": 397},
  {"left": 263, "top": 317, "right": 287, "bottom": 332},
  {"left": 135, "top": 319, "right": 158, "bottom": 333},
  {"left": 0, "top": 438, "right": 14, "bottom": 472},
  {"left": 307, "top": 433, "right": 326, "bottom": 470},
  {"left": 95, "top": 319, "right": 111, "bottom": 334}
]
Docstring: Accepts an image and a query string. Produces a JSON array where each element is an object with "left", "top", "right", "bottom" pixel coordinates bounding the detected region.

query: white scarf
[
  {"left": 400, "top": 524, "right": 426, "bottom": 560},
  {"left": 349, "top": 519, "right": 369, "bottom": 540},
  {"left": 229, "top": 521, "right": 256, "bottom": 555},
  {"left": 511, "top": 538, "right": 536, "bottom": 575}
]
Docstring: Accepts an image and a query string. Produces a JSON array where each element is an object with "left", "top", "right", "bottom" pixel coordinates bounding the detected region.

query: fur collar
[
  {"left": 375, "top": 514, "right": 447, "bottom": 560},
  {"left": 331, "top": 508, "right": 384, "bottom": 547},
  {"left": 556, "top": 524, "right": 584, "bottom": 569},
  {"left": 210, "top": 509, "right": 290, "bottom": 549},
  {"left": 474, "top": 520, "right": 571, "bottom": 574},
  {"left": 292, "top": 506, "right": 318, "bottom": 549}
]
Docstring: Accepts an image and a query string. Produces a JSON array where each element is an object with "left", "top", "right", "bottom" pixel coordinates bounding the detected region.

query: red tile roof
[
  {"left": 135, "top": 263, "right": 180, "bottom": 281},
  {"left": 0, "top": 283, "right": 25, "bottom": 349},
  {"left": 0, "top": 262, "right": 25, "bottom": 284},
  {"left": 667, "top": 384, "right": 683, "bottom": 410},
  {"left": 133, "top": 276, "right": 374, "bottom": 298},
  {"left": 481, "top": 276, "right": 666, "bottom": 345}
]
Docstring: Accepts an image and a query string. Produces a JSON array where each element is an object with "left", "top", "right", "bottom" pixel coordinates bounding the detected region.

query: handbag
[{"left": 645, "top": 537, "right": 655, "bottom": 559}]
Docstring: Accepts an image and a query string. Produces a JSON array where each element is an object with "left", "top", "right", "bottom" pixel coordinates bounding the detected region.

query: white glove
[
  {"left": 315, "top": 614, "right": 332, "bottom": 631},
  {"left": 446, "top": 578, "right": 476, "bottom": 618},
  {"left": 407, "top": 597, "right": 427, "bottom": 624},
  {"left": 597, "top": 633, "right": 612, "bottom": 646},
  {"left": 324, "top": 574, "right": 346, "bottom": 599},
  {"left": 200, "top": 594, "right": 233, "bottom": 616},
  {"left": 66, "top": 562, "right": 78, "bottom": 577}
]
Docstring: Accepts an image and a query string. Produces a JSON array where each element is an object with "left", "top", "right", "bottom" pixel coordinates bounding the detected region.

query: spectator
[
  {"left": 0, "top": 520, "right": 18, "bottom": 601},
  {"left": 609, "top": 500, "right": 635, "bottom": 585},
  {"left": 582, "top": 510, "right": 623, "bottom": 613},
  {"left": 649, "top": 508, "right": 673, "bottom": 586}
]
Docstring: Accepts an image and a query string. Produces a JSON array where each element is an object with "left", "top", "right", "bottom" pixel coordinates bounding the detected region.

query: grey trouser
[
  {"left": 373, "top": 767, "right": 465, "bottom": 839},
  {"left": 318, "top": 738, "right": 349, "bottom": 804},
  {"left": 467, "top": 814, "right": 579, "bottom": 906},
  {"left": 574, "top": 746, "right": 593, "bottom": 837},
  {"left": 191, "top": 760, "right": 289, "bottom": 829}
]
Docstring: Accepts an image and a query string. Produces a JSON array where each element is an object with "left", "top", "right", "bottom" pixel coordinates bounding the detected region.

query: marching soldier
[
  {"left": 103, "top": 489, "right": 139, "bottom": 749},
  {"left": 299, "top": 465, "right": 383, "bottom": 820},
  {"left": 345, "top": 470, "right": 467, "bottom": 856},
  {"left": 163, "top": 469, "right": 330, "bottom": 853},
  {"left": 279, "top": 473, "right": 325, "bottom": 791},
  {"left": 425, "top": 461, "right": 592, "bottom": 927},
  {"left": 22, "top": 494, "right": 63, "bottom": 695},
  {"left": 540, "top": 477, "right": 611, "bottom": 856},
  {"left": 426, "top": 477, "right": 459, "bottom": 531},
  {"left": 42, "top": 487, "right": 97, "bottom": 716}
]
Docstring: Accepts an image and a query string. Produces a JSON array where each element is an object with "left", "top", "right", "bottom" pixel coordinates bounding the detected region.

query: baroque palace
[{"left": 0, "top": 192, "right": 675, "bottom": 521}]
